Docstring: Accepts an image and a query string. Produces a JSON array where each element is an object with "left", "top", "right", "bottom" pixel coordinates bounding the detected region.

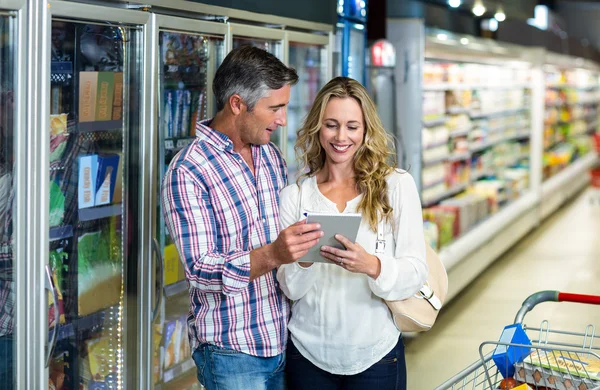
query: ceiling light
[
  {"left": 488, "top": 18, "right": 498, "bottom": 31},
  {"left": 437, "top": 33, "right": 448, "bottom": 41},
  {"left": 448, "top": 0, "right": 461, "bottom": 8},
  {"left": 460, "top": 38, "right": 469, "bottom": 45},
  {"left": 494, "top": 7, "right": 506, "bottom": 22},
  {"left": 472, "top": 1, "right": 486, "bottom": 17}
]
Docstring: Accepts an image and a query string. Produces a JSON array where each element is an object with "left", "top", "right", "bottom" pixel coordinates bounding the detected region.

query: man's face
[{"left": 239, "top": 85, "right": 291, "bottom": 146}]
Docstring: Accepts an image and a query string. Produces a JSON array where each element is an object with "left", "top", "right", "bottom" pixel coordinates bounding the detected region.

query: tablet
[{"left": 301, "top": 212, "right": 362, "bottom": 263}]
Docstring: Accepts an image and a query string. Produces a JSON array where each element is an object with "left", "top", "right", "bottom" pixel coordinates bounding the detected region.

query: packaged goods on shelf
[
  {"left": 49, "top": 180, "right": 65, "bottom": 227},
  {"left": 422, "top": 124, "right": 449, "bottom": 149},
  {"left": 423, "top": 91, "right": 446, "bottom": 122},
  {"left": 441, "top": 192, "right": 491, "bottom": 235},
  {"left": 445, "top": 89, "right": 472, "bottom": 113},
  {"left": 77, "top": 224, "right": 122, "bottom": 316},
  {"left": 422, "top": 207, "right": 456, "bottom": 249},
  {"left": 446, "top": 114, "right": 472, "bottom": 134},
  {"left": 446, "top": 160, "right": 471, "bottom": 187},
  {"left": 77, "top": 153, "right": 122, "bottom": 209},
  {"left": 164, "top": 243, "right": 185, "bottom": 285},
  {"left": 85, "top": 334, "right": 119, "bottom": 389},
  {"left": 163, "top": 316, "right": 191, "bottom": 371},
  {"left": 50, "top": 113, "right": 69, "bottom": 163},
  {"left": 423, "top": 144, "right": 449, "bottom": 165},
  {"left": 423, "top": 220, "right": 439, "bottom": 251}
]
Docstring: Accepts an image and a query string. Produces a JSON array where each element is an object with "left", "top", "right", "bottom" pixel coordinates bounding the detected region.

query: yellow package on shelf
[{"left": 164, "top": 244, "right": 181, "bottom": 285}]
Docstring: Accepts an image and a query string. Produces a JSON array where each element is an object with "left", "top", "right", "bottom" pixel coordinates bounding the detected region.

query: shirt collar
[{"left": 196, "top": 119, "right": 234, "bottom": 152}]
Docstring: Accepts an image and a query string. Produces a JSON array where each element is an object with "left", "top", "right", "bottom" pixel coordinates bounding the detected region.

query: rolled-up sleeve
[
  {"left": 162, "top": 166, "right": 250, "bottom": 296},
  {"left": 368, "top": 174, "right": 428, "bottom": 300},
  {"left": 276, "top": 184, "right": 319, "bottom": 301}
]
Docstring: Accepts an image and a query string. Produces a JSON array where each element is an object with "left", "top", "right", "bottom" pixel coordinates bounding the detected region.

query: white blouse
[{"left": 277, "top": 170, "right": 428, "bottom": 375}]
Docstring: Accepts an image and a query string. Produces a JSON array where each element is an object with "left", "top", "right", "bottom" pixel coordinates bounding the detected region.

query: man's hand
[
  {"left": 271, "top": 220, "right": 323, "bottom": 265},
  {"left": 250, "top": 220, "right": 322, "bottom": 280}
]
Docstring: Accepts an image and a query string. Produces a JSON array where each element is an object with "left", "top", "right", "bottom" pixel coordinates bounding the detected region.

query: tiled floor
[{"left": 405, "top": 188, "right": 600, "bottom": 389}]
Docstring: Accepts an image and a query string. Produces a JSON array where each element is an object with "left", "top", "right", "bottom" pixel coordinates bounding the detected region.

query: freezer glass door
[
  {"left": 155, "top": 29, "right": 225, "bottom": 390},
  {"left": 48, "top": 19, "right": 142, "bottom": 390},
  {"left": 287, "top": 42, "right": 328, "bottom": 179},
  {"left": 348, "top": 26, "right": 365, "bottom": 84},
  {"left": 333, "top": 24, "right": 343, "bottom": 78},
  {"left": 232, "top": 36, "right": 283, "bottom": 147},
  {"left": 0, "top": 11, "right": 17, "bottom": 390}
]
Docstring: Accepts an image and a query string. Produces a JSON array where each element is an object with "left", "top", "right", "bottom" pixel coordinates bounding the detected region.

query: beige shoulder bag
[{"left": 377, "top": 218, "right": 449, "bottom": 332}]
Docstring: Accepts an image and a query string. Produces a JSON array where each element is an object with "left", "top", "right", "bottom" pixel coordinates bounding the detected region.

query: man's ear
[{"left": 229, "top": 94, "right": 244, "bottom": 115}]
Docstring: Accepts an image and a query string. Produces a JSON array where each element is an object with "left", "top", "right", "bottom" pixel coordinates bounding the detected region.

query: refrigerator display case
[
  {"left": 45, "top": 3, "right": 148, "bottom": 388},
  {"left": 0, "top": 4, "right": 20, "bottom": 389},
  {"left": 335, "top": 0, "right": 367, "bottom": 84},
  {"left": 542, "top": 62, "right": 600, "bottom": 181},
  {"left": 366, "top": 39, "right": 399, "bottom": 162},
  {"left": 153, "top": 16, "right": 227, "bottom": 390},
  {"left": 285, "top": 32, "right": 329, "bottom": 179},
  {"left": 416, "top": 31, "right": 537, "bottom": 254},
  {"left": 6, "top": 0, "right": 332, "bottom": 386}
]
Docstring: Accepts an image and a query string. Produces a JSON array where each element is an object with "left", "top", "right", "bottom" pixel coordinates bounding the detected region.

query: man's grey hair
[{"left": 213, "top": 45, "right": 299, "bottom": 112}]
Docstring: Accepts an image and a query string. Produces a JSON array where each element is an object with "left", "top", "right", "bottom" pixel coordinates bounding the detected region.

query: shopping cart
[{"left": 435, "top": 291, "right": 600, "bottom": 390}]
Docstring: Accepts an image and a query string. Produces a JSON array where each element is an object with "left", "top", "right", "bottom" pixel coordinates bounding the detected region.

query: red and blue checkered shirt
[{"left": 161, "top": 120, "right": 289, "bottom": 357}]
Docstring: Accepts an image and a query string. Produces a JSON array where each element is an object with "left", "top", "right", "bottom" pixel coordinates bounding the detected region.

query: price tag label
[{"left": 176, "top": 138, "right": 193, "bottom": 149}]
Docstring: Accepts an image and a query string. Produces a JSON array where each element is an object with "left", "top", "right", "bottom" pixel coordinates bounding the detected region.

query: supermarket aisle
[{"left": 405, "top": 187, "right": 600, "bottom": 389}]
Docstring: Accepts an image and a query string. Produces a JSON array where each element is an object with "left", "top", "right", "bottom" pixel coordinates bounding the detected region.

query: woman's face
[{"left": 319, "top": 97, "right": 365, "bottom": 167}]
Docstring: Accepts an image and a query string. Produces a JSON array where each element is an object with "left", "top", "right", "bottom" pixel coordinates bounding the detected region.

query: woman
[{"left": 277, "top": 77, "right": 428, "bottom": 389}]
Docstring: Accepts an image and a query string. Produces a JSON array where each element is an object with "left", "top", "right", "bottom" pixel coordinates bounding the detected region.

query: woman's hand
[{"left": 320, "top": 234, "right": 381, "bottom": 279}]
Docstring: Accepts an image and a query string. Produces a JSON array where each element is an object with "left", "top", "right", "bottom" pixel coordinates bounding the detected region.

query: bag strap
[{"left": 377, "top": 211, "right": 443, "bottom": 311}]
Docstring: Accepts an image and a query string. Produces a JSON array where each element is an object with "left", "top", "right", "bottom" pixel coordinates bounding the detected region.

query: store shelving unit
[
  {"left": 386, "top": 22, "right": 600, "bottom": 303},
  {"left": 419, "top": 31, "right": 536, "bottom": 254}
]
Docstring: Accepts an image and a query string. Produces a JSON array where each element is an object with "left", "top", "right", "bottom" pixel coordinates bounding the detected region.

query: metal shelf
[
  {"left": 422, "top": 178, "right": 446, "bottom": 190},
  {"left": 50, "top": 225, "right": 74, "bottom": 242},
  {"left": 422, "top": 116, "right": 448, "bottom": 127},
  {"left": 56, "top": 309, "right": 106, "bottom": 342},
  {"left": 78, "top": 204, "right": 123, "bottom": 222},
  {"left": 162, "top": 358, "right": 196, "bottom": 384},
  {"left": 423, "top": 140, "right": 449, "bottom": 150},
  {"left": 448, "top": 126, "right": 472, "bottom": 137},
  {"left": 78, "top": 120, "right": 123, "bottom": 133},
  {"left": 164, "top": 280, "right": 188, "bottom": 298},
  {"left": 422, "top": 183, "right": 468, "bottom": 207}
]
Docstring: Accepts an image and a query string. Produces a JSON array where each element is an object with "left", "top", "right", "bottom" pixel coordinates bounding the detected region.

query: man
[{"left": 161, "top": 45, "right": 323, "bottom": 390}]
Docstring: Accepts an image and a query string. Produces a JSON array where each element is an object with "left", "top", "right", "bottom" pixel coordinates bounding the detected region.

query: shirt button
[{"left": 262, "top": 218, "right": 266, "bottom": 223}]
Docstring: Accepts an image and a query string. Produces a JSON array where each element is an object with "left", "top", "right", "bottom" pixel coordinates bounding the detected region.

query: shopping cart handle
[{"left": 514, "top": 290, "right": 600, "bottom": 324}]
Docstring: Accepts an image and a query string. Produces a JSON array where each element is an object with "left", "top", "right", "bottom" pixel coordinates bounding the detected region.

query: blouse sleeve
[
  {"left": 276, "top": 183, "right": 320, "bottom": 301},
  {"left": 368, "top": 172, "right": 428, "bottom": 300}
]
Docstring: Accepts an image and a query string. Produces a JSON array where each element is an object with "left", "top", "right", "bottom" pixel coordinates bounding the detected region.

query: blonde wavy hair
[{"left": 296, "top": 77, "right": 397, "bottom": 231}]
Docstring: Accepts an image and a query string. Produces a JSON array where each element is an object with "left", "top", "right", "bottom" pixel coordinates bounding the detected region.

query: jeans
[
  {"left": 286, "top": 336, "right": 407, "bottom": 390},
  {"left": 0, "top": 335, "right": 14, "bottom": 389},
  {"left": 192, "top": 343, "right": 285, "bottom": 390}
]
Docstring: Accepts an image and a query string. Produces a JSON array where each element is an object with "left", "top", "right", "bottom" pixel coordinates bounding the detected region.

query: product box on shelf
[
  {"left": 86, "top": 334, "right": 119, "bottom": 388},
  {"left": 95, "top": 154, "right": 120, "bottom": 206},
  {"left": 95, "top": 72, "right": 115, "bottom": 121},
  {"left": 78, "top": 154, "right": 99, "bottom": 209},
  {"left": 112, "top": 72, "right": 123, "bottom": 121},
  {"left": 77, "top": 225, "right": 122, "bottom": 316},
  {"left": 79, "top": 72, "right": 98, "bottom": 122},
  {"left": 163, "top": 315, "right": 191, "bottom": 370}
]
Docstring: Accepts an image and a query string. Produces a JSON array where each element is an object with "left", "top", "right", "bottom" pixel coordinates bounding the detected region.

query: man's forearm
[{"left": 249, "top": 244, "right": 279, "bottom": 281}]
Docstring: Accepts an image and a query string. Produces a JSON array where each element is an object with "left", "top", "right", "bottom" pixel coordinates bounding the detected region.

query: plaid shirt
[
  {"left": 0, "top": 168, "right": 14, "bottom": 337},
  {"left": 161, "top": 120, "right": 289, "bottom": 357}
]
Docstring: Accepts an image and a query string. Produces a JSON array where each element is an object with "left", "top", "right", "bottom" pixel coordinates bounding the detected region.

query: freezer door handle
[
  {"left": 45, "top": 265, "right": 59, "bottom": 368},
  {"left": 151, "top": 238, "right": 164, "bottom": 322}
]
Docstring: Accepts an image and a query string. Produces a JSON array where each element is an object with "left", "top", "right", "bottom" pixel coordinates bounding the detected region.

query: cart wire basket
[{"left": 435, "top": 291, "right": 600, "bottom": 390}]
